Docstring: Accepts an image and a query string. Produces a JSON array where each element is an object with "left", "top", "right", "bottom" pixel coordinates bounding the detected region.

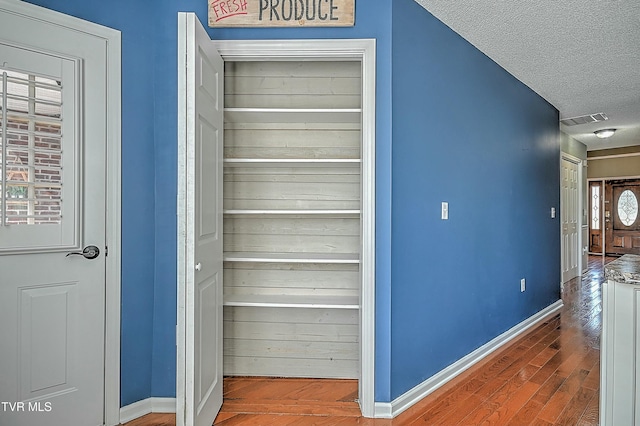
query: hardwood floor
[{"left": 124, "top": 255, "right": 610, "bottom": 426}]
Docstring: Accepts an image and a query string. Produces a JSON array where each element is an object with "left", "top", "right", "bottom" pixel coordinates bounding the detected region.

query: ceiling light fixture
[{"left": 594, "top": 129, "right": 616, "bottom": 139}]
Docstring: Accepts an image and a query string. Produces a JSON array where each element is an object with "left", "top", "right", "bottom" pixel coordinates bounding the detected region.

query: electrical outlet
[
  {"left": 520, "top": 278, "right": 526, "bottom": 292},
  {"left": 441, "top": 202, "right": 448, "bottom": 220}
]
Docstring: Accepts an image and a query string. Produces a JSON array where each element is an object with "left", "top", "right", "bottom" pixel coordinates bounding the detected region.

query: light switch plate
[
  {"left": 441, "top": 202, "right": 448, "bottom": 220},
  {"left": 551, "top": 207, "right": 556, "bottom": 218}
]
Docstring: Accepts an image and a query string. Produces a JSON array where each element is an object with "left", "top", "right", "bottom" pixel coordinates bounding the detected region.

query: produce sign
[{"left": 209, "top": 0, "right": 355, "bottom": 27}]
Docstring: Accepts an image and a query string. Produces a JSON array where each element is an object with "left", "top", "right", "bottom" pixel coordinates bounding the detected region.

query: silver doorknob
[{"left": 66, "top": 245, "right": 100, "bottom": 260}]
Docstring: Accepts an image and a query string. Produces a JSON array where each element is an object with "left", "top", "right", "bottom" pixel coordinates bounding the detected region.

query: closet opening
[{"left": 214, "top": 39, "right": 376, "bottom": 416}]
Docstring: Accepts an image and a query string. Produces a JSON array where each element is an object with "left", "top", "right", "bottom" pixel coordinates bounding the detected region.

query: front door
[
  {"left": 604, "top": 179, "right": 640, "bottom": 255},
  {"left": 0, "top": 7, "right": 109, "bottom": 426}
]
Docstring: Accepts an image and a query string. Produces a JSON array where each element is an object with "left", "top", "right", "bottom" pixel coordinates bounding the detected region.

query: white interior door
[
  {"left": 177, "top": 12, "right": 224, "bottom": 426},
  {"left": 561, "top": 157, "right": 579, "bottom": 282},
  {"left": 0, "top": 6, "right": 108, "bottom": 426}
]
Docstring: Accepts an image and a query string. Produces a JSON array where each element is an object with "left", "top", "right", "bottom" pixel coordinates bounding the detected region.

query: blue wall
[
  {"left": 388, "top": 0, "right": 560, "bottom": 399},
  {"left": 23, "top": 0, "right": 560, "bottom": 408}
]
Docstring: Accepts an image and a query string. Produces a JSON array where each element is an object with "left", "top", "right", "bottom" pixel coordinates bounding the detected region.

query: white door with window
[{"left": 0, "top": 4, "right": 118, "bottom": 425}]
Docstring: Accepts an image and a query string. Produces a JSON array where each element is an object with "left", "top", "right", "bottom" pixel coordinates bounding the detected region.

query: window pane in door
[
  {"left": 591, "top": 185, "right": 600, "bottom": 230},
  {"left": 1, "top": 69, "right": 63, "bottom": 225},
  {"left": 618, "top": 189, "right": 638, "bottom": 227}
]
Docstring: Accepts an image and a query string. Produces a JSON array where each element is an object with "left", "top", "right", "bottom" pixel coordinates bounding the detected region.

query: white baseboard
[
  {"left": 119, "top": 397, "right": 176, "bottom": 424},
  {"left": 374, "top": 300, "right": 564, "bottom": 418}
]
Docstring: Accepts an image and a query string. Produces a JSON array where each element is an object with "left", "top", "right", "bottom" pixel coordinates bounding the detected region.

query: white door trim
[
  {"left": 104, "top": 29, "right": 122, "bottom": 426},
  {"left": 212, "top": 37, "right": 376, "bottom": 417},
  {"left": 0, "top": 2, "right": 122, "bottom": 424}
]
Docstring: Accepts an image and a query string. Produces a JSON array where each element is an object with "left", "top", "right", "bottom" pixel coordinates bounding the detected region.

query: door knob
[{"left": 66, "top": 245, "right": 100, "bottom": 260}]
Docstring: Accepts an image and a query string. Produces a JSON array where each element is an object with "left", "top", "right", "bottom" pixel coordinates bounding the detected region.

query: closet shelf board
[
  {"left": 223, "top": 294, "right": 359, "bottom": 310},
  {"left": 224, "top": 108, "right": 361, "bottom": 124},
  {"left": 223, "top": 251, "right": 360, "bottom": 264}
]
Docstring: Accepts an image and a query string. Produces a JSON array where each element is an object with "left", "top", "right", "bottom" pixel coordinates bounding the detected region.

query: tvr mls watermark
[{"left": 1, "top": 401, "right": 52, "bottom": 412}]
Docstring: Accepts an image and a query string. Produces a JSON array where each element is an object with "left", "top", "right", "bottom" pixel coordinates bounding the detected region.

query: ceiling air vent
[{"left": 560, "top": 113, "right": 608, "bottom": 126}]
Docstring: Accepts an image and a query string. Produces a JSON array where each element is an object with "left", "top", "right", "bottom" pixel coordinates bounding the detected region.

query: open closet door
[{"left": 177, "top": 12, "right": 224, "bottom": 426}]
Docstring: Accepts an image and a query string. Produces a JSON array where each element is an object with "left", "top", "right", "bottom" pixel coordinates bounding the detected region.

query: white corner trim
[
  {"left": 119, "top": 399, "right": 149, "bottom": 424},
  {"left": 120, "top": 398, "right": 177, "bottom": 424},
  {"left": 374, "top": 300, "right": 564, "bottom": 419},
  {"left": 373, "top": 402, "right": 393, "bottom": 419},
  {"left": 149, "top": 398, "right": 177, "bottom": 414}
]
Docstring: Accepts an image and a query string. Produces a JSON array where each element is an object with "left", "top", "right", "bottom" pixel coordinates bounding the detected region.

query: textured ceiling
[{"left": 415, "top": 0, "right": 640, "bottom": 151}]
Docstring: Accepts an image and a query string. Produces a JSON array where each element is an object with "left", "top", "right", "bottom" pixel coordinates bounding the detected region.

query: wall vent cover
[{"left": 560, "top": 113, "right": 608, "bottom": 126}]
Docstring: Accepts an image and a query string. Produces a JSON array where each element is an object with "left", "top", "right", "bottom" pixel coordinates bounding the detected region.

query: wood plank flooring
[{"left": 124, "top": 255, "right": 612, "bottom": 426}]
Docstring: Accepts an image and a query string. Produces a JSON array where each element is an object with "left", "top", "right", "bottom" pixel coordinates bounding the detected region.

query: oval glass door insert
[{"left": 618, "top": 189, "right": 638, "bottom": 226}]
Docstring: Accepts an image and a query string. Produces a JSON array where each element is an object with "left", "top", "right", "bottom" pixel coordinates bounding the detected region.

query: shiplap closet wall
[{"left": 221, "top": 59, "right": 363, "bottom": 378}]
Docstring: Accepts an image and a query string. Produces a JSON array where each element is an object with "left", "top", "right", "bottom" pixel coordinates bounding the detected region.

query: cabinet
[
  {"left": 601, "top": 254, "right": 640, "bottom": 425},
  {"left": 222, "top": 60, "right": 362, "bottom": 378}
]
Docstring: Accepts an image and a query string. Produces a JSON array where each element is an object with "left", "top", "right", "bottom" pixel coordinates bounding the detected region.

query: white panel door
[
  {"left": 0, "top": 7, "right": 108, "bottom": 426},
  {"left": 177, "top": 12, "right": 224, "bottom": 426},
  {"left": 561, "top": 158, "right": 579, "bottom": 283}
]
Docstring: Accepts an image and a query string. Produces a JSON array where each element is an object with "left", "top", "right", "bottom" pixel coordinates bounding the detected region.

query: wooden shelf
[
  {"left": 224, "top": 158, "right": 360, "bottom": 167},
  {"left": 223, "top": 251, "right": 359, "bottom": 264},
  {"left": 224, "top": 108, "right": 361, "bottom": 124},
  {"left": 223, "top": 209, "right": 360, "bottom": 217},
  {"left": 223, "top": 294, "right": 359, "bottom": 310}
]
